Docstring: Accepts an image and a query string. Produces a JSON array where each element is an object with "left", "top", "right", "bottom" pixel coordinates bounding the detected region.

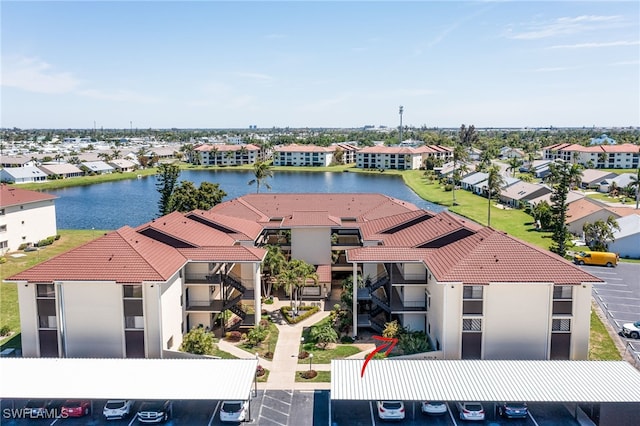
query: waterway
[{"left": 49, "top": 170, "right": 445, "bottom": 230}]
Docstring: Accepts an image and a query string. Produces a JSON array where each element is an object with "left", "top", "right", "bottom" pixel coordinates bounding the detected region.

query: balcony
[
  {"left": 185, "top": 299, "right": 225, "bottom": 312},
  {"left": 389, "top": 263, "right": 426, "bottom": 285},
  {"left": 390, "top": 287, "right": 427, "bottom": 312}
]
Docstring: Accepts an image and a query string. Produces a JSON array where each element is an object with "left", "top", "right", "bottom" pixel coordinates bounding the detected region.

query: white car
[
  {"left": 103, "top": 400, "right": 133, "bottom": 420},
  {"left": 622, "top": 321, "right": 640, "bottom": 339},
  {"left": 421, "top": 401, "right": 447, "bottom": 415},
  {"left": 220, "top": 400, "right": 248, "bottom": 423},
  {"left": 457, "top": 402, "right": 485, "bottom": 421},
  {"left": 376, "top": 401, "right": 405, "bottom": 420}
]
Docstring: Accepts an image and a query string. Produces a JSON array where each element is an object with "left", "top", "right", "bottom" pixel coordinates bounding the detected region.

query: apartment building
[
  {"left": 9, "top": 193, "right": 601, "bottom": 360},
  {"left": 272, "top": 144, "right": 334, "bottom": 166},
  {"left": 0, "top": 185, "right": 57, "bottom": 252},
  {"left": 543, "top": 143, "right": 639, "bottom": 169},
  {"left": 356, "top": 145, "right": 453, "bottom": 170},
  {"left": 195, "top": 144, "right": 260, "bottom": 166}
]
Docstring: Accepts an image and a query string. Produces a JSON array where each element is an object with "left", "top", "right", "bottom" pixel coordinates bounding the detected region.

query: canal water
[{"left": 49, "top": 170, "right": 444, "bottom": 230}]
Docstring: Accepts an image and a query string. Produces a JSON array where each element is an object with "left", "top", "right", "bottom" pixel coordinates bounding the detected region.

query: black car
[
  {"left": 136, "top": 400, "right": 172, "bottom": 423},
  {"left": 498, "top": 402, "right": 528, "bottom": 419}
]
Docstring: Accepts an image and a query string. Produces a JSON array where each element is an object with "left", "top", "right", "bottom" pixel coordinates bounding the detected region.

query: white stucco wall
[
  {"left": 402, "top": 285, "right": 426, "bottom": 309},
  {"left": 61, "top": 281, "right": 124, "bottom": 358},
  {"left": 483, "top": 283, "right": 552, "bottom": 360},
  {"left": 609, "top": 234, "right": 640, "bottom": 259},
  {"left": 291, "top": 228, "right": 331, "bottom": 265},
  {"left": 401, "top": 312, "right": 426, "bottom": 333},
  {"left": 1, "top": 199, "right": 57, "bottom": 252},
  {"left": 401, "top": 263, "right": 426, "bottom": 280},
  {"left": 16, "top": 282, "right": 39, "bottom": 357},
  {"left": 160, "top": 274, "right": 184, "bottom": 353},
  {"left": 441, "top": 283, "right": 463, "bottom": 359},
  {"left": 143, "top": 282, "right": 162, "bottom": 358},
  {"left": 571, "top": 283, "right": 592, "bottom": 360}
]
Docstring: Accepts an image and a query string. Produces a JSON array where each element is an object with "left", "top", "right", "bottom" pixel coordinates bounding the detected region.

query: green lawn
[
  {"left": 294, "top": 370, "right": 331, "bottom": 383},
  {"left": 298, "top": 317, "right": 363, "bottom": 364},
  {"left": 212, "top": 347, "right": 238, "bottom": 359},
  {"left": 1, "top": 229, "right": 107, "bottom": 347},
  {"left": 589, "top": 310, "right": 622, "bottom": 361}
]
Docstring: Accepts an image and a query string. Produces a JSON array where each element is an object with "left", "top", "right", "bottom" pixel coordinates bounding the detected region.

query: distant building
[
  {"left": 0, "top": 185, "right": 57, "bottom": 252},
  {"left": 0, "top": 166, "right": 48, "bottom": 184},
  {"left": 195, "top": 144, "right": 260, "bottom": 166},
  {"left": 542, "top": 143, "right": 639, "bottom": 169},
  {"left": 608, "top": 214, "right": 640, "bottom": 259},
  {"left": 38, "top": 164, "right": 84, "bottom": 179},
  {"left": 272, "top": 144, "right": 334, "bottom": 167}
]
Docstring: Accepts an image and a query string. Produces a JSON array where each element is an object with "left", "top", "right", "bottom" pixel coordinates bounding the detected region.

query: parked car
[
  {"left": 23, "top": 399, "right": 50, "bottom": 417},
  {"left": 103, "top": 400, "right": 134, "bottom": 420},
  {"left": 136, "top": 400, "right": 172, "bottom": 423},
  {"left": 456, "top": 402, "right": 485, "bottom": 421},
  {"left": 61, "top": 400, "right": 91, "bottom": 417},
  {"left": 421, "top": 401, "right": 447, "bottom": 415},
  {"left": 622, "top": 321, "right": 640, "bottom": 339},
  {"left": 573, "top": 251, "right": 618, "bottom": 267},
  {"left": 376, "top": 401, "right": 405, "bottom": 420},
  {"left": 220, "top": 400, "right": 249, "bottom": 423},
  {"left": 498, "top": 402, "right": 528, "bottom": 419}
]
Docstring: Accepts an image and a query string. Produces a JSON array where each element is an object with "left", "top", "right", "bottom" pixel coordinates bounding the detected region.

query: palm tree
[
  {"left": 211, "top": 146, "right": 219, "bottom": 166},
  {"left": 262, "top": 245, "right": 286, "bottom": 298},
  {"left": 276, "top": 259, "right": 318, "bottom": 315},
  {"left": 486, "top": 165, "right": 505, "bottom": 227},
  {"left": 451, "top": 144, "right": 468, "bottom": 206},
  {"left": 248, "top": 160, "right": 273, "bottom": 193},
  {"left": 628, "top": 167, "right": 640, "bottom": 209},
  {"left": 568, "top": 163, "right": 583, "bottom": 190},
  {"left": 506, "top": 157, "right": 523, "bottom": 178}
]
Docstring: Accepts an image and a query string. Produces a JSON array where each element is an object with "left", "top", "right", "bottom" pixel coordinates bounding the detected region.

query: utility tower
[{"left": 398, "top": 106, "right": 404, "bottom": 144}]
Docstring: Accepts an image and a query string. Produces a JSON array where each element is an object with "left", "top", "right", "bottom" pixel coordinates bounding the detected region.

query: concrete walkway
[{"left": 216, "top": 298, "right": 376, "bottom": 390}]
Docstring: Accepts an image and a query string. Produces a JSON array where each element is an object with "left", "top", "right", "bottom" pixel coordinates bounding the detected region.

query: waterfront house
[
  {"left": 499, "top": 181, "right": 552, "bottom": 208},
  {"left": 9, "top": 193, "right": 601, "bottom": 361},
  {"left": 80, "top": 161, "right": 115, "bottom": 175},
  {"left": 108, "top": 159, "right": 137, "bottom": 172},
  {"left": 0, "top": 185, "right": 57, "bottom": 253},
  {"left": 38, "top": 163, "right": 84, "bottom": 179},
  {"left": 0, "top": 166, "right": 48, "bottom": 184},
  {"left": 608, "top": 214, "right": 640, "bottom": 259}
]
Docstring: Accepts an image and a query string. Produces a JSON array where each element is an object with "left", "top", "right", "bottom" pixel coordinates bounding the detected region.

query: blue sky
[{"left": 2, "top": 1, "right": 639, "bottom": 129}]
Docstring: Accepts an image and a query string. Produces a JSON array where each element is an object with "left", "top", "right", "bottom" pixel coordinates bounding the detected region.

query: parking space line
[
  {"left": 369, "top": 401, "right": 376, "bottom": 426},
  {"left": 128, "top": 411, "right": 137, "bottom": 426},
  {"left": 447, "top": 402, "right": 458, "bottom": 426},
  {"left": 207, "top": 401, "right": 220, "bottom": 426},
  {"left": 529, "top": 410, "right": 540, "bottom": 426},
  {"left": 258, "top": 412, "right": 288, "bottom": 426},
  {"left": 49, "top": 417, "right": 59, "bottom": 426},
  {"left": 264, "top": 393, "right": 292, "bottom": 407}
]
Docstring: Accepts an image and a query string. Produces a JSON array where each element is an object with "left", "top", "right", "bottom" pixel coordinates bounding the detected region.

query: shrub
[
  {"left": 225, "top": 331, "right": 242, "bottom": 342},
  {"left": 18, "top": 243, "right": 28, "bottom": 250},
  {"left": 444, "top": 183, "right": 453, "bottom": 191},
  {"left": 300, "top": 370, "right": 317, "bottom": 379},
  {"left": 259, "top": 319, "right": 270, "bottom": 328},
  {"left": 256, "top": 365, "right": 266, "bottom": 377},
  {"left": 340, "top": 335, "right": 354, "bottom": 344},
  {"left": 246, "top": 325, "right": 268, "bottom": 347},
  {"left": 280, "top": 305, "right": 319, "bottom": 324},
  {"left": 309, "top": 322, "right": 338, "bottom": 349},
  {"left": 0, "top": 325, "right": 11, "bottom": 336},
  {"left": 298, "top": 350, "right": 309, "bottom": 359},
  {"left": 0, "top": 257, "right": 6, "bottom": 264},
  {"left": 179, "top": 326, "right": 215, "bottom": 355},
  {"left": 54, "top": 234, "right": 61, "bottom": 240}
]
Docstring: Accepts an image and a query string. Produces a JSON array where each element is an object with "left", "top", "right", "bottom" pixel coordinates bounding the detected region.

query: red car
[{"left": 61, "top": 400, "right": 91, "bottom": 417}]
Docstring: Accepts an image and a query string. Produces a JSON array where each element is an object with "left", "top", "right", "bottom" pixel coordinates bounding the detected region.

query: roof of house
[
  {"left": 135, "top": 211, "right": 237, "bottom": 247},
  {"left": 273, "top": 143, "right": 333, "bottom": 153},
  {"left": 0, "top": 166, "right": 48, "bottom": 179},
  {"left": 528, "top": 190, "right": 584, "bottom": 207},
  {"left": 9, "top": 227, "right": 187, "bottom": 283},
  {"left": 611, "top": 214, "right": 640, "bottom": 240},
  {"left": 38, "top": 163, "right": 83, "bottom": 175},
  {"left": 357, "top": 145, "right": 418, "bottom": 155},
  {"left": 108, "top": 159, "right": 137, "bottom": 168},
  {"left": 460, "top": 172, "right": 488, "bottom": 185},
  {"left": 581, "top": 169, "right": 617, "bottom": 185},
  {"left": 0, "top": 185, "right": 57, "bottom": 208},
  {"left": 500, "top": 181, "right": 551, "bottom": 201},
  {"left": 565, "top": 198, "right": 609, "bottom": 223},
  {"left": 195, "top": 143, "right": 260, "bottom": 152},
  {"left": 81, "top": 161, "right": 115, "bottom": 171}
]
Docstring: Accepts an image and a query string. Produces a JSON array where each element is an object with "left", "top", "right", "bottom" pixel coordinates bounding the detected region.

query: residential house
[
  {"left": 0, "top": 156, "right": 36, "bottom": 168},
  {"left": 528, "top": 190, "right": 585, "bottom": 208},
  {"left": 0, "top": 185, "right": 57, "bottom": 253},
  {"left": 564, "top": 198, "right": 635, "bottom": 236},
  {"left": 272, "top": 144, "right": 334, "bottom": 167},
  {"left": 543, "top": 143, "right": 639, "bottom": 170},
  {"left": 38, "top": 163, "right": 84, "bottom": 179},
  {"left": 525, "top": 160, "right": 553, "bottom": 179},
  {"left": 9, "top": 193, "right": 601, "bottom": 361},
  {"left": 500, "top": 147, "right": 526, "bottom": 159},
  {"left": 108, "top": 159, "right": 137, "bottom": 172},
  {"left": 598, "top": 173, "right": 636, "bottom": 194},
  {"left": 608, "top": 214, "right": 640, "bottom": 259},
  {"left": 0, "top": 166, "right": 48, "bottom": 184},
  {"left": 499, "top": 181, "right": 552, "bottom": 208},
  {"left": 80, "top": 161, "right": 115, "bottom": 175},
  {"left": 195, "top": 144, "right": 260, "bottom": 166},
  {"left": 460, "top": 172, "right": 488, "bottom": 194},
  {"left": 580, "top": 169, "right": 617, "bottom": 190}
]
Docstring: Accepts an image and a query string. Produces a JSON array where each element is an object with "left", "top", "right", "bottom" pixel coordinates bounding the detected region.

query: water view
[{"left": 50, "top": 170, "right": 445, "bottom": 230}]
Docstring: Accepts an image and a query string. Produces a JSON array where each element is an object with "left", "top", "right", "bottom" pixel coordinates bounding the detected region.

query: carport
[
  {"left": 331, "top": 359, "right": 640, "bottom": 426},
  {"left": 0, "top": 357, "right": 259, "bottom": 420}
]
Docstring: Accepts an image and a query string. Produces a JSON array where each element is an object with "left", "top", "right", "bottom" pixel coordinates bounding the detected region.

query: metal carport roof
[
  {"left": 331, "top": 359, "right": 640, "bottom": 403},
  {"left": 0, "top": 358, "right": 258, "bottom": 400}
]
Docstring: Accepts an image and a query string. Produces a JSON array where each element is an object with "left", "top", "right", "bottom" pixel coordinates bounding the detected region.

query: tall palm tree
[
  {"left": 276, "top": 259, "right": 318, "bottom": 314},
  {"left": 629, "top": 167, "right": 640, "bottom": 209},
  {"left": 248, "top": 160, "right": 273, "bottom": 193},
  {"left": 486, "top": 165, "right": 505, "bottom": 227},
  {"left": 506, "top": 157, "right": 523, "bottom": 178},
  {"left": 451, "top": 144, "right": 468, "bottom": 206}
]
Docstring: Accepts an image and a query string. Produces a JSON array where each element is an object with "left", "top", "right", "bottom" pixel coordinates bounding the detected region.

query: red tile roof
[
  {"left": 136, "top": 211, "right": 236, "bottom": 247},
  {"left": 8, "top": 227, "right": 187, "bottom": 283},
  {"left": 274, "top": 144, "right": 333, "bottom": 153},
  {"left": 187, "top": 210, "right": 264, "bottom": 240},
  {"left": 195, "top": 144, "right": 260, "bottom": 152},
  {"left": 178, "top": 246, "right": 266, "bottom": 262},
  {"left": 282, "top": 211, "right": 342, "bottom": 227},
  {"left": 0, "top": 185, "right": 57, "bottom": 208}
]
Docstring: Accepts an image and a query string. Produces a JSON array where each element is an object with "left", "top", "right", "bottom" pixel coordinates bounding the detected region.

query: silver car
[
  {"left": 103, "top": 400, "right": 133, "bottom": 420},
  {"left": 457, "top": 402, "right": 485, "bottom": 421}
]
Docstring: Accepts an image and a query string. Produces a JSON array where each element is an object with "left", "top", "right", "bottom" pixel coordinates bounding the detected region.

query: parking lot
[
  {"left": 583, "top": 262, "right": 640, "bottom": 363},
  {"left": 2, "top": 396, "right": 587, "bottom": 426}
]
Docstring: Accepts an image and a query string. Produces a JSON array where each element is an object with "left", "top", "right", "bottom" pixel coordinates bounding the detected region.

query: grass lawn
[
  {"left": 589, "top": 309, "right": 622, "bottom": 361},
  {"left": 298, "top": 317, "right": 362, "bottom": 364},
  {"left": 257, "top": 368, "right": 270, "bottom": 383},
  {"left": 402, "top": 171, "right": 553, "bottom": 249},
  {"left": 237, "top": 321, "right": 280, "bottom": 359},
  {"left": 295, "top": 370, "right": 331, "bottom": 383},
  {"left": 1, "top": 229, "right": 108, "bottom": 347},
  {"left": 212, "top": 347, "right": 238, "bottom": 359}
]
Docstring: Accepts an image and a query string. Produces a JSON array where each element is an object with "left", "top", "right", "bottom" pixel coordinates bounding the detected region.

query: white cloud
[
  {"left": 1, "top": 56, "right": 80, "bottom": 94},
  {"left": 549, "top": 40, "right": 640, "bottom": 49},
  {"left": 507, "top": 15, "right": 625, "bottom": 40}
]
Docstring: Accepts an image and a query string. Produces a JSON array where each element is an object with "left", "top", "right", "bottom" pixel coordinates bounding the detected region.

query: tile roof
[
  {"left": 274, "top": 143, "right": 333, "bottom": 153},
  {"left": 382, "top": 211, "right": 481, "bottom": 247},
  {"left": 565, "top": 198, "right": 609, "bottom": 223},
  {"left": 347, "top": 247, "right": 435, "bottom": 262},
  {"left": 195, "top": 144, "right": 260, "bottom": 152},
  {"left": 358, "top": 145, "right": 418, "bottom": 154},
  {"left": 38, "top": 163, "right": 83, "bottom": 175},
  {"left": 0, "top": 185, "right": 57, "bottom": 208},
  {"left": 136, "top": 211, "right": 236, "bottom": 247},
  {"left": 187, "top": 210, "right": 264, "bottom": 240},
  {"left": 424, "top": 228, "right": 601, "bottom": 285},
  {"left": 178, "top": 246, "right": 266, "bottom": 262},
  {"left": 359, "top": 210, "right": 434, "bottom": 239},
  {"left": 8, "top": 227, "right": 186, "bottom": 283},
  {"left": 281, "top": 211, "right": 342, "bottom": 227}
]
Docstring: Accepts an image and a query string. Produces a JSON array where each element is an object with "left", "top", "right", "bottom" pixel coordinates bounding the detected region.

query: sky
[{"left": 1, "top": 1, "right": 639, "bottom": 129}]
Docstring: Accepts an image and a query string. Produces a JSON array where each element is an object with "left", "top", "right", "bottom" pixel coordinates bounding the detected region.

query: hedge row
[{"left": 280, "top": 305, "right": 319, "bottom": 324}]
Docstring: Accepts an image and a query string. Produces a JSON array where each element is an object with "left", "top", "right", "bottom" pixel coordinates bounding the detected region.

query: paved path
[{"left": 217, "top": 299, "right": 376, "bottom": 390}]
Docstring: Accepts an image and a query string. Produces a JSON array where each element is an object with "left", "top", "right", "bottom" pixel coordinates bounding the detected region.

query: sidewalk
[{"left": 217, "top": 298, "right": 376, "bottom": 390}]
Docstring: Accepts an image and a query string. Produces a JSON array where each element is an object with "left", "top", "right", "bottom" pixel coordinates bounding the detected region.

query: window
[
  {"left": 125, "top": 316, "right": 144, "bottom": 329},
  {"left": 36, "top": 284, "right": 55, "bottom": 298},
  {"left": 123, "top": 284, "right": 143, "bottom": 298},
  {"left": 0, "top": 241, "right": 7, "bottom": 249},
  {"left": 38, "top": 315, "right": 57, "bottom": 329},
  {"left": 552, "top": 318, "right": 571, "bottom": 332},
  {"left": 0, "top": 209, "right": 4, "bottom": 215},
  {"left": 553, "top": 286, "right": 572, "bottom": 299},
  {"left": 463, "top": 286, "right": 483, "bottom": 299},
  {"left": 463, "top": 318, "right": 482, "bottom": 331},
  {"left": 0, "top": 225, "right": 6, "bottom": 232}
]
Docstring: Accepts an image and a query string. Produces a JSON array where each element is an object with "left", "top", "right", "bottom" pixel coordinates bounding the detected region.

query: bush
[
  {"left": 298, "top": 350, "right": 309, "bottom": 359},
  {"left": 225, "top": 331, "right": 242, "bottom": 342},
  {"left": 300, "top": 370, "right": 317, "bottom": 379},
  {"left": 54, "top": 234, "right": 61, "bottom": 240},
  {"left": 259, "top": 319, "right": 270, "bottom": 328},
  {"left": 0, "top": 257, "right": 6, "bottom": 264},
  {"left": 36, "top": 236, "right": 56, "bottom": 247},
  {"left": 246, "top": 325, "right": 268, "bottom": 347},
  {"left": 18, "top": 243, "right": 28, "bottom": 250},
  {"left": 340, "top": 335, "right": 354, "bottom": 344},
  {"left": 256, "top": 365, "right": 266, "bottom": 377},
  {"left": 444, "top": 183, "right": 453, "bottom": 191},
  {"left": 0, "top": 325, "right": 11, "bottom": 336},
  {"left": 179, "top": 326, "right": 216, "bottom": 355},
  {"left": 280, "top": 305, "right": 319, "bottom": 324}
]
